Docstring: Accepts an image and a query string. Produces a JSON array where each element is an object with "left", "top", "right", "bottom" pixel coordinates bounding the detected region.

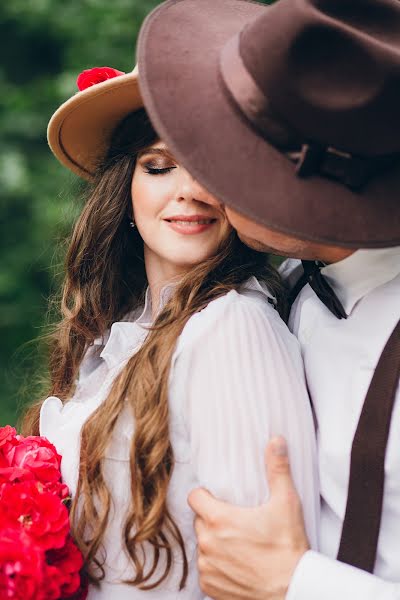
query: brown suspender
[
  {"left": 337, "top": 318, "right": 400, "bottom": 572},
  {"left": 289, "top": 268, "right": 400, "bottom": 572}
]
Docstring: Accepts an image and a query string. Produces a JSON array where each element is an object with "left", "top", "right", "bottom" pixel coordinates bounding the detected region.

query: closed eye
[{"left": 144, "top": 166, "right": 177, "bottom": 175}]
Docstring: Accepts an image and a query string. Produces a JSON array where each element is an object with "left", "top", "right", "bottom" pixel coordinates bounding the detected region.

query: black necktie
[{"left": 300, "top": 260, "right": 347, "bottom": 319}]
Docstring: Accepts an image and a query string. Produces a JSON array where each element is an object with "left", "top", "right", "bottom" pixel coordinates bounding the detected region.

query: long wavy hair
[{"left": 21, "top": 108, "right": 284, "bottom": 590}]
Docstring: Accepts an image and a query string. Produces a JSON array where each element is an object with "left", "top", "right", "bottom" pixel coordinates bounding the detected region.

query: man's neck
[{"left": 313, "top": 247, "right": 356, "bottom": 265}]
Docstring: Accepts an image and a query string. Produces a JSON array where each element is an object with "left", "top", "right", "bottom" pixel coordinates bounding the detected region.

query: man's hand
[{"left": 188, "top": 437, "right": 310, "bottom": 600}]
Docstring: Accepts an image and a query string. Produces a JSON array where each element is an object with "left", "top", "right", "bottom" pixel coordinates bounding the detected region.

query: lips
[
  {"left": 163, "top": 214, "right": 217, "bottom": 235},
  {"left": 164, "top": 214, "right": 217, "bottom": 224}
]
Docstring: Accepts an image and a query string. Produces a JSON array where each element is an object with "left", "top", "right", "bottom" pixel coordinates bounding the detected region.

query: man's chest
[{"left": 291, "top": 284, "right": 400, "bottom": 499}]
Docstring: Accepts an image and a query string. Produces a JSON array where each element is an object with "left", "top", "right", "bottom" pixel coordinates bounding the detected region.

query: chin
[
  {"left": 172, "top": 243, "right": 220, "bottom": 265},
  {"left": 174, "top": 253, "right": 213, "bottom": 268}
]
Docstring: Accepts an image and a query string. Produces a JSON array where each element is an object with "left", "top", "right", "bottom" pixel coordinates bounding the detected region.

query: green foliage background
[{"left": 0, "top": 0, "right": 273, "bottom": 427}]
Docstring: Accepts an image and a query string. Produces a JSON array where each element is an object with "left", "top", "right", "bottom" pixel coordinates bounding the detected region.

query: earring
[{"left": 129, "top": 219, "right": 136, "bottom": 229}]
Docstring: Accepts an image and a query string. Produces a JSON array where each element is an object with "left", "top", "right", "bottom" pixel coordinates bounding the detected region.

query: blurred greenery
[{"left": 0, "top": 0, "right": 274, "bottom": 427}]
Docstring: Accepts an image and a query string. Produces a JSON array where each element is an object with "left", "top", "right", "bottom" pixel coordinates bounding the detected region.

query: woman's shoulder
[
  {"left": 174, "top": 276, "right": 296, "bottom": 359},
  {"left": 188, "top": 275, "right": 277, "bottom": 327}
]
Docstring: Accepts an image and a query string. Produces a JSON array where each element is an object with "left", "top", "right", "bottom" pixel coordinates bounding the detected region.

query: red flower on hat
[{"left": 77, "top": 66, "right": 125, "bottom": 91}]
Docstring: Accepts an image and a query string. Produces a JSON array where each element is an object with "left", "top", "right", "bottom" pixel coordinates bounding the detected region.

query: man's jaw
[{"left": 238, "top": 233, "right": 288, "bottom": 256}]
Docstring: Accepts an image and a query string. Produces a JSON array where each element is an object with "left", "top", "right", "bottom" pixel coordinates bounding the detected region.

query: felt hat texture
[{"left": 137, "top": 0, "right": 400, "bottom": 248}]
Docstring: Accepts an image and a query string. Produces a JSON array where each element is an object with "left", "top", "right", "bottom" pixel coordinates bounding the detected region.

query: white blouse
[{"left": 40, "top": 276, "right": 319, "bottom": 599}]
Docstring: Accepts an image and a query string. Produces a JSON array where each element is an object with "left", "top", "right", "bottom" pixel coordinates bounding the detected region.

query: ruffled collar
[{"left": 92, "top": 277, "right": 275, "bottom": 370}]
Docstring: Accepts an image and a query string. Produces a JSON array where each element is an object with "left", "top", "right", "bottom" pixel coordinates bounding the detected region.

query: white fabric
[
  {"left": 284, "top": 247, "right": 400, "bottom": 600},
  {"left": 40, "top": 276, "right": 319, "bottom": 599}
]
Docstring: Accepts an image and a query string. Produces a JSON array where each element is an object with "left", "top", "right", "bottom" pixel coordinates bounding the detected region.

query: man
[{"left": 137, "top": 0, "right": 400, "bottom": 598}]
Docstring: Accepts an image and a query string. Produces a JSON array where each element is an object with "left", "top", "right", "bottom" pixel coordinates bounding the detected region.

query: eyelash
[{"left": 144, "top": 166, "right": 176, "bottom": 175}]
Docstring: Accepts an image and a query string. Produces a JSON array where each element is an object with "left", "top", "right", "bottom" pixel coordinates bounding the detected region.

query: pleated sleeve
[{"left": 173, "top": 291, "right": 319, "bottom": 549}]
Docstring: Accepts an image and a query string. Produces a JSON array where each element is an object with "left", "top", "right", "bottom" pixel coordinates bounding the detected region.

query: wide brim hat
[
  {"left": 137, "top": 0, "right": 400, "bottom": 248},
  {"left": 47, "top": 66, "right": 142, "bottom": 180}
]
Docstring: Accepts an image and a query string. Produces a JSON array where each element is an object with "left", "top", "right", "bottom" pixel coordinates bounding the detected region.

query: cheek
[
  {"left": 225, "top": 207, "right": 260, "bottom": 239},
  {"left": 131, "top": 170, "right": 176, "bottom": 261},
  {"left": 219, "top": 219, "right": 233, "bottom": 244},
  {"left": 131, "top": 170, "right": 166, "bottom": 229}
]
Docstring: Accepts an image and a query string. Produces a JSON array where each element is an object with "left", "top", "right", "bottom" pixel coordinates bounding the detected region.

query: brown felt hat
[
  {"left": 47, "top": 66, "right": 142, "bottom": 180},
  {"left": 138, "top": 0, "right": 400, "bottom": 248}
]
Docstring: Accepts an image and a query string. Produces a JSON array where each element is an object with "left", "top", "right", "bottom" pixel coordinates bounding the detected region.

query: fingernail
[{"left": 271, "top": 436, "right": 288, "bottom": 457}]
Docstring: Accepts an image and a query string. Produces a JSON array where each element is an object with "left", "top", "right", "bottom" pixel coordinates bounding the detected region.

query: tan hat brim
[{"left": 47, "top": 71, "right": 142, "bottom": 180}]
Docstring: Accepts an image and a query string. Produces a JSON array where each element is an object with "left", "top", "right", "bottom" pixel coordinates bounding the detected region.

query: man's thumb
[{"left": 265, "top": 436, "right": 297, "bottom": 500}]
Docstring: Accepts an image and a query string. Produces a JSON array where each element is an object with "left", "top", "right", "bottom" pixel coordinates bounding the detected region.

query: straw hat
[
  {"left": 47, "top": 65, "right": 142, "bottom": 180},
  {"left": 138, "top": 0, "right": 400, "bottom": 248}
]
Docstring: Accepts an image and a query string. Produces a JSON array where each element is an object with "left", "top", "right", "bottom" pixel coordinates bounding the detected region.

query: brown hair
[{"left": 21, "top": 109, "right": 284, "bottom": 590}]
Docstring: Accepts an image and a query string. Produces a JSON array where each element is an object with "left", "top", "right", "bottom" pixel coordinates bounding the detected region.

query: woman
[{"left": 21, "top": 65, "right": 318, "bottom": 598}]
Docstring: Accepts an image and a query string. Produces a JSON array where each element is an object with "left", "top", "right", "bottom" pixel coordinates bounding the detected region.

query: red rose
[
  {"left": 0, "top": 425, "right": 16, "bottom": 447},
  {"left": 41, "top": 565, "right": 62, "bottom": 600},
  {"left": 0, "top": 480, "right": 70, "bottom": 551},
  {"left": 0, "top": 425, "right": 18, "bottom": 467},
  {"left": 76, "top": 66, "right": 125, "bottom": 91},
  {"left": 4, "top": 435, "right": 62, "bottom": 484},
  {"left": 0, "top": 470, "right": 70, "bottom": 501},
  {"left": 0, "top": 527, "right": 45, "bottom": 599},
  {"left": 45, "top": 479, "right": 70, "bottom": 501},
  {"left": 46, "top": 535, "right": 84, "bottom": 597},
  {"left": 65, "top": 575, "right": 89, "bottom": 600},
  {"left": 0, "top": 465, "right": 35, "bottom": 488},
  {"left": 0, "top": 473, "right": 69, "bottom": 501}
]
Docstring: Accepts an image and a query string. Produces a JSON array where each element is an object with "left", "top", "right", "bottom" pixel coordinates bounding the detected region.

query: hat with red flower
[{"left": 47, "top": 65, "right": 142, "bottom": 180}]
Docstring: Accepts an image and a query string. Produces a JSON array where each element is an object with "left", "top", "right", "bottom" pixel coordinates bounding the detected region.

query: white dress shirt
[
  {"left": 39, "top": 276, "right": 319, "bottom": 599},
  {"left": 284, "top": 247, "right": 400, "bottom": 600}
]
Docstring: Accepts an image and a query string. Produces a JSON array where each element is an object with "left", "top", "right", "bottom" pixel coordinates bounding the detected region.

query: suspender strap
[{"left": 337, "top": 318, "right": 400, "bottom": 572}]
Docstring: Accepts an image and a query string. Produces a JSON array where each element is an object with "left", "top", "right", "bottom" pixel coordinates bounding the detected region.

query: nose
[{"left": 176, "top": 166, "right": 221, "bottom": 208}]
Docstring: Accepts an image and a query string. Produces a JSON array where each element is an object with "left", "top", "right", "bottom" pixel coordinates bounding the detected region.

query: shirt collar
[
  {"left": 135, "top": 283, "right": 176, "bottom": 325},
  {"left": 93, "top": 282, "right": 177, "bottom": 344},
  {"left": 92, "top": 277, "right": 275, "bottom": 367},
  {"left": 321, "top": 246, "right": 400, "bottom": 315},
  {"left": 94, "top": 282, "right": 178, "bottom": 368},
  {"left": 241, "top": 275, "right": 277, "bottom": 305},
  {"left": 135, "top": 277, "right": 277, "bottom": 319}
]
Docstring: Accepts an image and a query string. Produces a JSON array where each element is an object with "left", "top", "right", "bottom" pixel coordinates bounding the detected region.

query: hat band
[
  {"left": 219, "top": 34, "right": 400, "bottom": 191},
  {"left": 219, "top": 34, "right": 301, "bottom": 150}
]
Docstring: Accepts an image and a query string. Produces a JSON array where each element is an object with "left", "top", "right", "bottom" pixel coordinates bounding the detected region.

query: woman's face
[{"left": 131, "top": 141, "right": 231, "bottom": 282}]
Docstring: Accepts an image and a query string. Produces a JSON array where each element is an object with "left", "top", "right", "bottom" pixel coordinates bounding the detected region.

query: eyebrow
[{"left": 139, "top": 147, "right": 176, "bottom": 161}]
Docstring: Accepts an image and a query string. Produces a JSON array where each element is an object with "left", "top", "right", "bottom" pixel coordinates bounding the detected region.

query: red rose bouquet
[{"left": 0, "top": 425, "right": 88, "bottom": 599}]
